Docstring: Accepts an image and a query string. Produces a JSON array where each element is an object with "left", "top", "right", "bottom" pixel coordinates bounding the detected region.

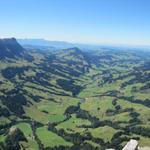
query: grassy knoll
[
  {"left": 89, "top": 126, "right": 118, "bottom": 142},
  {"left": 56, "top": 114, "right": 91, "bottom": 133},
  {"left": 36, "top": 126, "right": 72, "bottom": 148}
]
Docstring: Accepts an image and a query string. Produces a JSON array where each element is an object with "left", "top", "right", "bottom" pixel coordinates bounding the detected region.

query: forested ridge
[{"left": 0, "top": 38, "right": 150, "bottom": 149}]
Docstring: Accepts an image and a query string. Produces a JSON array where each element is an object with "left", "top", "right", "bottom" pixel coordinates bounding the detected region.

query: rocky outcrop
[
  {"left": 122, "top": 139, "right": 150, "bottom": 150},
  {"left": 106, "top": 139, "right": 150, "bottom": 150},
  {"left": 122, "top": 139, "right": 138, "bottom": 150}
]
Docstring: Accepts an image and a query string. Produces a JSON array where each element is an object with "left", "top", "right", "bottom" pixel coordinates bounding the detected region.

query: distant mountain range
[
  {"left": 18, "top": 38, "right": 150, "bottom": 51},
  {"left": 18, "top": 39, "right": 75, "bottom": 49},
  {"left": 17, "top": 38, "right": 113, "bottom": 50}
]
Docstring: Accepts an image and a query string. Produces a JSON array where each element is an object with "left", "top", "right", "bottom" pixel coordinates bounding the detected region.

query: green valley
[{"left": 0, "top": 38, "right": 150, "bottom": 150}]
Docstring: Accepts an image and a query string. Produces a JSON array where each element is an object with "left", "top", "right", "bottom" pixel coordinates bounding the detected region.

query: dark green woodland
[{"left": 0, "top": 38, "right": 150, "bottom": 150}]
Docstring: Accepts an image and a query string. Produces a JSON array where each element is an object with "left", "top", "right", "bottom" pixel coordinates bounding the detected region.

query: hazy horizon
[
  {"left": 0, "top": 1, "right": 150, "bottom": 148},
  {"left": 1, "top": 0, "right": 150, "bottom": 46}
]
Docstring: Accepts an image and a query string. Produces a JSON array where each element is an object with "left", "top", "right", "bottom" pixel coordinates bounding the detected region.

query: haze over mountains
[
  {"left": 1, "top": 0, "right": 150, "bottom": 149},
  {"left": 0, "top": 38, "right": 150, "bottom": 150},
  {"left": 18, "top": 38, "right": 150, "bottom": 51},
  {"left": 18, "top": 38, "right": 114, "bottom": 50},
  {"left": 18, "top": 39, "right": 74, "bottom": 49}
]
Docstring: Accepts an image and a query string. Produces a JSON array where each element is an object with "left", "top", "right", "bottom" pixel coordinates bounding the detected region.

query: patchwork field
[{"left": 0, "top": 39, "right": 150, "bottom": 149}]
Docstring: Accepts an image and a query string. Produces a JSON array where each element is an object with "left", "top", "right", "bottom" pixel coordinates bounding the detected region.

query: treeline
[
  {"left": 1, "top": 88, "right": 27, "bottom": 116},
  {"left": 57, "top": 79, "right": 82, "bottom": 96},
  {"left": 125, "top": 126, "right": 150, "bottom": 138}
]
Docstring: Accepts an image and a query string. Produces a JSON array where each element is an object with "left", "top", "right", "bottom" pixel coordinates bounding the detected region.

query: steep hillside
[
  {"left": 0, "top": 38, "right": 150, "bottom": 150},
  {"left": 0, "top": 38, "right": 25, "bottom": 58}
]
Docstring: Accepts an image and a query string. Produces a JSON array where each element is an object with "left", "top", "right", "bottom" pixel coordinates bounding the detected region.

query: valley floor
[{"left": 0, "top": 44, "right": 150, "bottom": 149}]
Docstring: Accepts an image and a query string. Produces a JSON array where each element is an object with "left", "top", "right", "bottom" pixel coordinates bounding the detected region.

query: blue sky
[{"left": 0, "top": 0, "right": 150, "bottom": 46}]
